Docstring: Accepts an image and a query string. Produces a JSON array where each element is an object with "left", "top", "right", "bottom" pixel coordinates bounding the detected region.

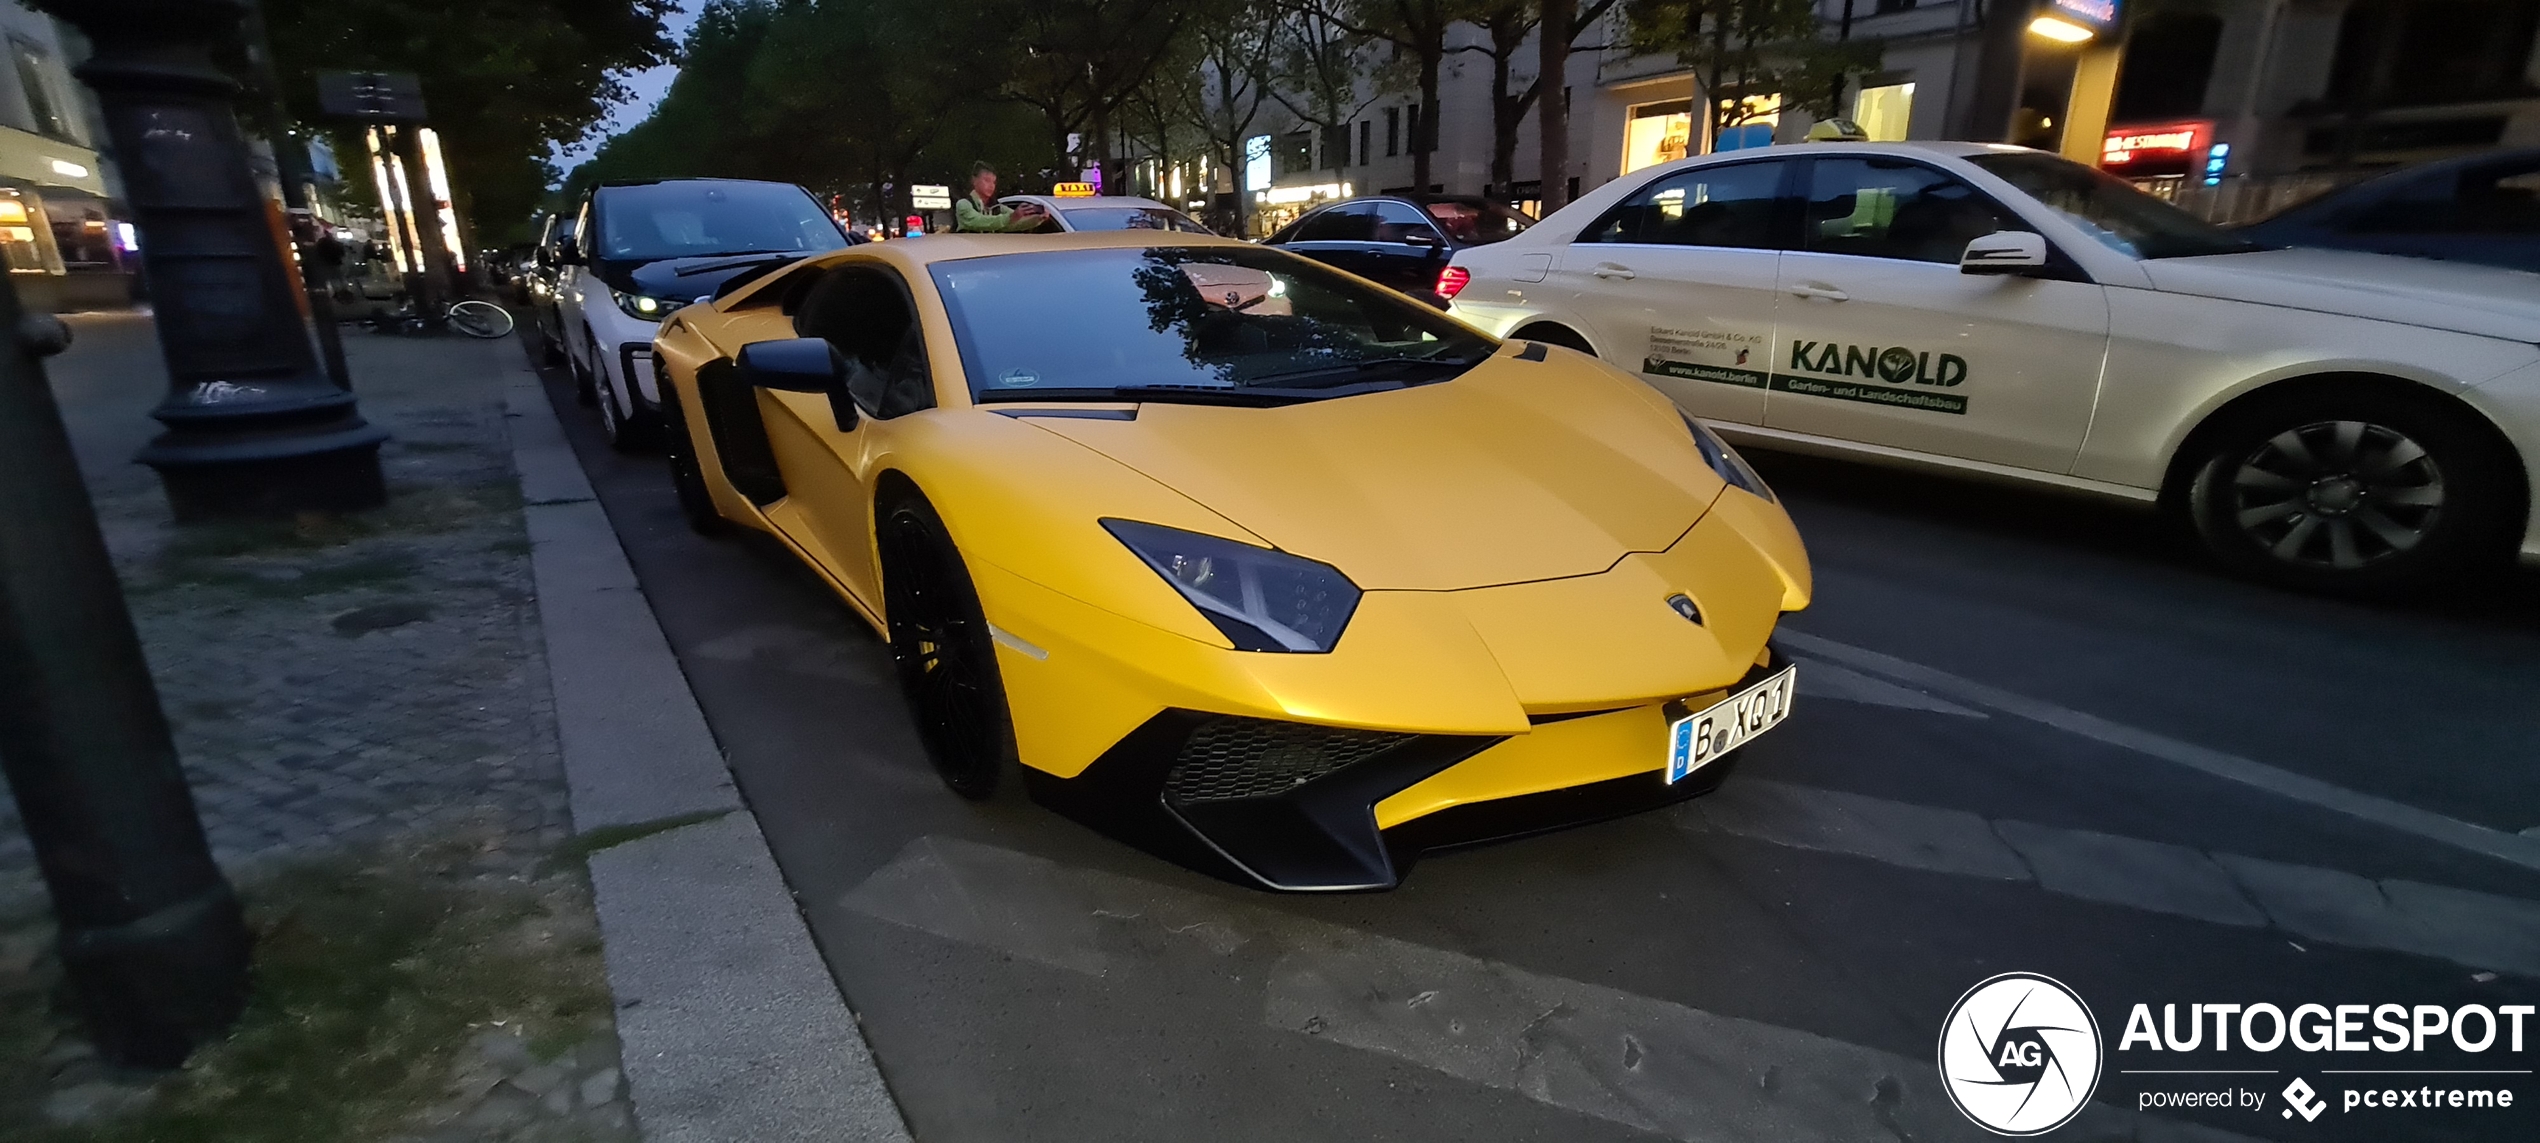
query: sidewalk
[{"left": 0, "top": 315, "right": 903, "bottom": 1140}]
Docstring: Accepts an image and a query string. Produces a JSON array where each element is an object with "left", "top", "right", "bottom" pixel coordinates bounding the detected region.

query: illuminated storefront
[
  {"left": 1251, "top": 181, "right": 1352, "bottom": 238},
  {"left": 1852, "top": 83, "right": 1915, "bottom": 142},
  {"left": 1622, "top": 100, "right": 1695, "bottom": 175}
]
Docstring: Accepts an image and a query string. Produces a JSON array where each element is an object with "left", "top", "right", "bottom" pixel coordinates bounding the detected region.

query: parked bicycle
[{"left": 366, "top": 296, "right": 515, "bottom": 339}]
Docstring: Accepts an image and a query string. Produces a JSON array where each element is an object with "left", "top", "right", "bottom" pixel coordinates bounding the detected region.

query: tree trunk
[
  {"left": 1488, "top": 37, "right": 1519, "bottom": 192},
  {"left": 1539, "top": 0, "right": 1574, "bottom": 212},
  {"left": 1414, "top": 47, "right": 1442, "bottom": 192}
]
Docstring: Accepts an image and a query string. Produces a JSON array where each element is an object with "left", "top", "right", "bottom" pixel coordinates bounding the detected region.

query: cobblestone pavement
[{"left": 1, "top": 313, "right": 635, "bottom": 1140}]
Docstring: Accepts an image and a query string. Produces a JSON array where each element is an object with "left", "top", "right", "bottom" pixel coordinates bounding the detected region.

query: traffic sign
[
  {"left": 315, "top": 71, "right": 428, "bottom": 122},
  {"left": 911, "top": 183, "right": 952, "bottom": 209}
]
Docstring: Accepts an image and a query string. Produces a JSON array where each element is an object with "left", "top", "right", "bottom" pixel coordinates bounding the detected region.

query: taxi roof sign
[{"left": 1053, "top": 182, "right": 1096, "bottom": 198}]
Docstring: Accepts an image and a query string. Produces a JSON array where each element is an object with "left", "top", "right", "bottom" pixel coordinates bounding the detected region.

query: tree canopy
[{"left": 259, "top": 0, "right": 681, "bottom": 243}]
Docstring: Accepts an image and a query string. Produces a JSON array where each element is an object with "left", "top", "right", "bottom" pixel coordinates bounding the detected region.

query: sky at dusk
[{"left": 550, "top": 0, "right": 703, "bottom": 172}]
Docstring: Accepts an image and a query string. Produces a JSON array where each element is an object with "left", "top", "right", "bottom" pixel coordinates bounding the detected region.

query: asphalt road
[{"left": 526, "top": 329, "right": 2540, "bottom": 1143}]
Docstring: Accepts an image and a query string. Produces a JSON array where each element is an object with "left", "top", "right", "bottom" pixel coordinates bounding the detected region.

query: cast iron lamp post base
[{"left": 46, "top": 0, "right": 387, "bottom": 520}]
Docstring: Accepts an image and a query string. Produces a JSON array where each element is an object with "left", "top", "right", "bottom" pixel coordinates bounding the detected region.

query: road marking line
[
  {"left": 843, "top": 836, "right": 2258, "bottom": 1143},
  {"left": 1791, "top": 657, "right": 1988, "bottom": 718},
  {"left": 1684, "top": 779, "right": 2540, "bottom": 977},
  {"left": 1775, "top": 629, "right": 2540, "bottom": 875}
]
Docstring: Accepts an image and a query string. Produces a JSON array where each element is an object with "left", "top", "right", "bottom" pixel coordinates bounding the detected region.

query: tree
[
  {"left": 1460, "top": 0, "right": 1617, "bottom": 200},
  {"left": 1182, "top": 6, "right": 1283, "bottom": 234},
  {"left": 1267, "top": 2, "right": 1383, "bottom": 182},
  {"left": 1298, "top": 0, "right": 1475, "bottom": 193},
  {"left": 998, "top": 0, "right": 1198, "bottom": 194},
  {"left": 1623, "top": 0, "right": 1876, "bottom": 151},
  {"left": 262, "top": 0, "right": 679, "bottom": 243}
]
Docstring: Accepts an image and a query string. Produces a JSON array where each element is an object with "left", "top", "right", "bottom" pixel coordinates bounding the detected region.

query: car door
[
  {"left": 1763, "top": 155, "right": 2108, "bottom": 474},
  {"left": 1556, "top": 158, "right": 1791, "bottom": 426},
  {"left": 757, "top": 262, "right": 937, "bottom": 609},
  {"left": 1276, "top": 203, "right": 1382, "bottom": 280},
  {"left": 1361, "top": 199, "right": 1451, "bottom": 297}
]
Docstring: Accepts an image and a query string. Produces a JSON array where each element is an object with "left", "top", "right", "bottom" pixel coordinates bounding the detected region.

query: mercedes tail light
[{"left": 1434, "top": 265, "right": 1470, "bottom": 301}]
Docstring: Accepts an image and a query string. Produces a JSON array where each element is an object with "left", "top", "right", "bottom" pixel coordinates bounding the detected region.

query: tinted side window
[
  {"left": 791, "top": 265, "right": 934, "bottom": 419},
  {"left": 2350, "top": 161, "right": 2540, "bottom": 235},
  {"left": 1579, "top": 162, "right": 1786, "bottom": 249},
  {"left": 1294, "top": 203, "right": 1377, "bottom": 242},
  {"left": 1368, "top": 200, "right": 1443, "bottom": 243},
  {"left": 1803, "top": 158, "right": 2029, "bottom": 264}
]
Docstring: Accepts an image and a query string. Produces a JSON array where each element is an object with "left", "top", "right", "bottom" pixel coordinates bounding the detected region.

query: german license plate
[{"left": 1667, "top": 665, "right": 1797, "bottom": 783}]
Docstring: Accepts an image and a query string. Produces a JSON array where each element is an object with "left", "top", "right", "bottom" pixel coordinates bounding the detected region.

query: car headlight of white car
[{"left": 611, "top": 289, "right": 678, "bottom": 320}]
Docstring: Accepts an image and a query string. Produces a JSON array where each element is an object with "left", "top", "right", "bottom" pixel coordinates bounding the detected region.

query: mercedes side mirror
[
  {"left": 1402, "top": 230, "right": 1442, "bottom": 249},
  {"left": 738, "top": 338, "right": 857, "bottom": 431},
  {"left": 1960, "top": 231, "right": 2048, "bottom": 275}
]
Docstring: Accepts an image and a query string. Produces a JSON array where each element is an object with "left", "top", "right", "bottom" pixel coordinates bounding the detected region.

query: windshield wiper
[
  {"left": 1243, "top": 354, "right": 1481, "bottom": 387},
  {"left": 976, "top": 382, "right": 1408, "bottom": 407},
  {"left": 675, "top": 250, "right": 813, "bottom": 275}
]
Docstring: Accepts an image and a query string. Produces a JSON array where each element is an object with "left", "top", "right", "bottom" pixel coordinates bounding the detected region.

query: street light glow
[{"left": 2028, "top": 15, "right": 2096, "bottom": 41}]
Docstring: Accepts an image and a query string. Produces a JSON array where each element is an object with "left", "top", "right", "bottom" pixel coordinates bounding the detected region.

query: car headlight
[
  {"left": 1102, "top": 519, "right": 1360, "bottom": 653},
  {"left": 1683, "top": 413, "right": 1774, "bottom": 502},
  {"left": 612, "top": 289, "right": 675, "bottom": 320}
]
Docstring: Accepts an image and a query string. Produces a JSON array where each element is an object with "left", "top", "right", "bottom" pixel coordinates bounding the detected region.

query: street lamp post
[
  {"left": 0, "top": 293, "right": 252, "bottom": 1069},
  {"left": 43, "top": 0, "right": 386, "bottom": 520}
]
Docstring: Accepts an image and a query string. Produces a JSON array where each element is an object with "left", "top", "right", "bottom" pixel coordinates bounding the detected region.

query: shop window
[
  {"left": 0, "top": 196, "right": 45, "bottom": 271},
  {"left": 1713, "top": 94, "right": 1781, "bottom": 152},
  {"left": 9, "top": 38, "right": 67, "bottom": 139},
  {"left": 1622, "top": 100, "right": 1694, "bottom": 174},
  {"left": 1853, "top": 83, "right": 1915, "bottom": 142},
  {"left": 44, "top": 195, "right": 116, "bottom": 269}
]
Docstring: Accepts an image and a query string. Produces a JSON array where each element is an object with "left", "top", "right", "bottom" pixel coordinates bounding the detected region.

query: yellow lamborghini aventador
[{"left": 647, "top": 231, "right": 1811, "bottom": 891}]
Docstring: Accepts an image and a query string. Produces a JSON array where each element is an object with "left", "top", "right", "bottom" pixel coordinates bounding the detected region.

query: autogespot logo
[{"left": 1940, "top": 973, "right": 2105, "bottom": 1135}]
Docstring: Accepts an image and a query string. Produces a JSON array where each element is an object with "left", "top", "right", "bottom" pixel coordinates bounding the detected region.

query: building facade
[
  {"left": 1214, "top": 0, "right": 2540, "bottom": 232},
  {"left": 0, "top": 2, "right": 132, "bottom": 311}
]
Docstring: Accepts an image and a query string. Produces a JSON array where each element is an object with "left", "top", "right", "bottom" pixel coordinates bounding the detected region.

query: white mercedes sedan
[{"left": 1443, "top": 142, "right": 2540, "bottom": 593}]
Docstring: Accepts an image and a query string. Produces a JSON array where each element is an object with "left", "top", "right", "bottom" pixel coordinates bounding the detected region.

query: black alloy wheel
[
  {"left": 879, "top": 493, "right": 1018, "bottom": 800},
  {"left": 2187, "top": 389, "right": 2516, "bottom": 594},
  {"left": 657, "top": 379, "right": 729, "bottom": 536}
]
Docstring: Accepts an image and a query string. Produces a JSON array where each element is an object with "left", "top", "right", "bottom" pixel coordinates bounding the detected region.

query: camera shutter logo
[{"left": 1939, "top": 973, "right": 2103, "bottom": 1135}]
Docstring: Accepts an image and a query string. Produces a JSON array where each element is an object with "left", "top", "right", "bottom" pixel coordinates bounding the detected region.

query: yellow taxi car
[{"left": 646, "top": 231, "right": 1810, "bottom": 890}]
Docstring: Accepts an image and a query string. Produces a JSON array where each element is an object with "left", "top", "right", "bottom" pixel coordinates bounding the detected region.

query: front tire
[
  {"left": 590, "top": 335, "right": 654, "bottom": 453},
  {"left": 658, "top": 379, "right": 729, "bottom": 536},
  {"left": 2185, "top": 387, "right": 2518, "bottom": 594},
  {"left": 878, "top": 492, "right": 1018, "bottom": 800}
]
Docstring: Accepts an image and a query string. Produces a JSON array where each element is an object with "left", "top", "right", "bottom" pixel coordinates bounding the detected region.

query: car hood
[
  {"left": 601, "top": 253, "right": 813, "bottom": 302},
  {"left": 2142, "top": 248, "right": 2540, "bottom": 343},
  {"left": 1017, "top": 350, "right": 1724, "bottom": 590}
]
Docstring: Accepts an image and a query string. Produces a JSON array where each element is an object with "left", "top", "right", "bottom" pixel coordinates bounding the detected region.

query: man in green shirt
[{"left": 953, "top": 162, "right": 1048, "bottom": 233}]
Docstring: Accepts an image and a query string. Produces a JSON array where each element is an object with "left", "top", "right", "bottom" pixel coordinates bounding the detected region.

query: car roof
[
  {"left": 596, "top": 177, "right": 808, "bottom": 191},
  {"left": 829, "top": 229, "right": 1253, "bottom": 269},
  {"left": 1007, "top": 195, "right": 1180, "bottom": 210}
]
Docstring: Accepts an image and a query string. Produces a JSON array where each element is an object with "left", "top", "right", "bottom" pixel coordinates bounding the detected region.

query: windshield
[
  {"left": 1967, "top": 152, "right": 2261, "bottom": 260},
  {"left": 1424, "top": 200, "right": 1532, "bottom": 245},
  {"left": 593, "top": 181, "right": 848, "bottom": 264},
  {"left": 930, "top": 246, "right": 1495, "bottom": 403},
  {"left": 1060, "top": 206, "right": 1214, "bottom": 234}
]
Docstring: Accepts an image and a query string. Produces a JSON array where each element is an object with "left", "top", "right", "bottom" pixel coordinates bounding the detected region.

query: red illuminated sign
[{"left": 2101, "top": 121, "right": 2211, "bottom": 176}]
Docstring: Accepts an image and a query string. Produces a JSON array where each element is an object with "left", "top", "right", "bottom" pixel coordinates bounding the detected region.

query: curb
[{"left": 502, "top": 356, "right": 913, "bottom": 1143}]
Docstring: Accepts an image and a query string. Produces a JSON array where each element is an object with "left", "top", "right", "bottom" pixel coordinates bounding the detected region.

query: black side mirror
[
  {"left": 1402, "top": 230, "right": 1441, "bottom": 249},
  {"left": 738, "top": 338, "right": 858, "bottom": 431},
  {"left": 555, "top": 245, "right": 584, "bottom": 267}
]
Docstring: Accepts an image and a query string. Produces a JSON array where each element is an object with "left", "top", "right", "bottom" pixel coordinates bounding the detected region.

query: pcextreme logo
[{"left": 1939, "top": 973, "right": 2104, "bottom": 1136}]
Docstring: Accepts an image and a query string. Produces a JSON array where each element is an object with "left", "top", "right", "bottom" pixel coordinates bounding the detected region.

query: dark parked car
[
  {"left": 525, "top": 210, "right": 579, "bottom": 366},
  {"left": 2237, "top": 148, "right": 2540, "bottom": 274},
  {"left": 1263, "top": 195, "right": 1533, "bottom": 304}
]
